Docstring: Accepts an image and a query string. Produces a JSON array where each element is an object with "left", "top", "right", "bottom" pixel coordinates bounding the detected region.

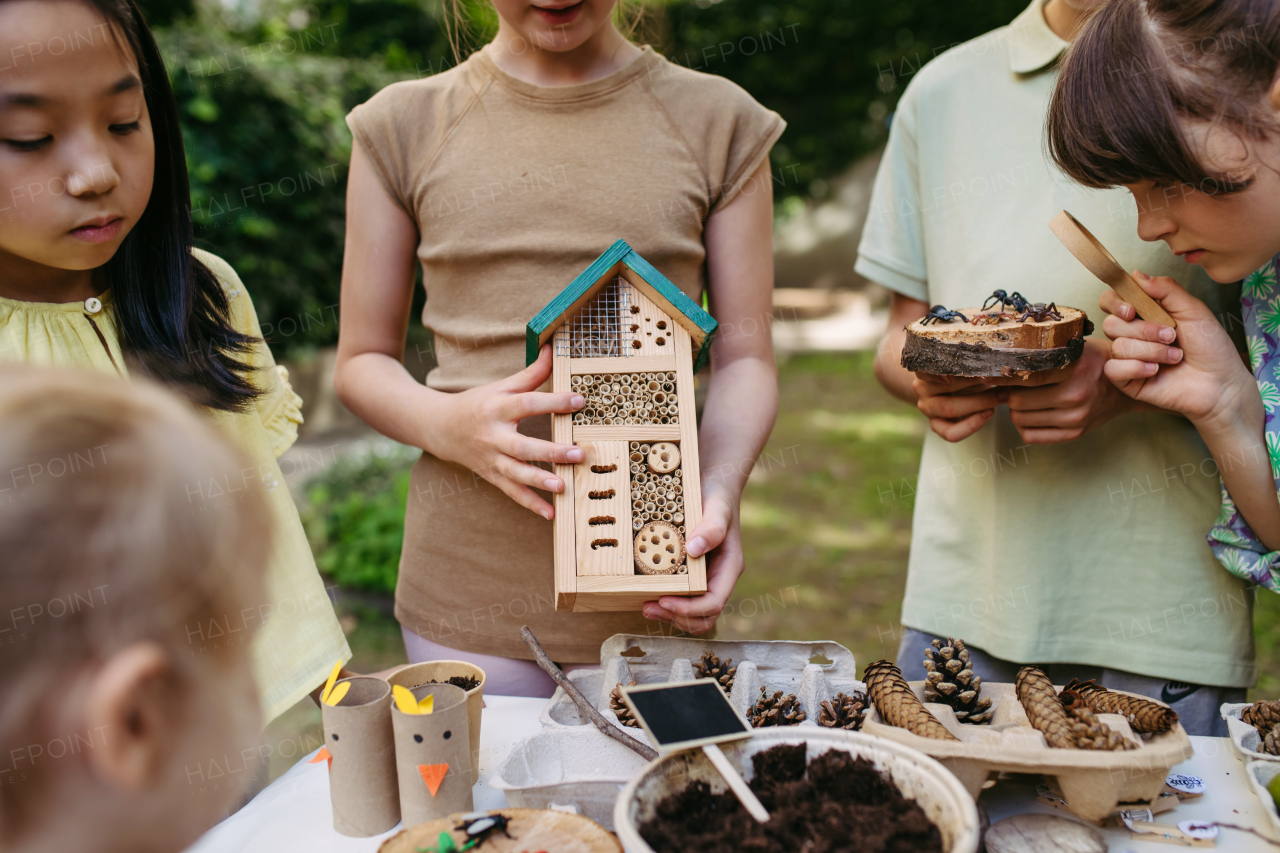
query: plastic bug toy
[
  {"left": 1018, "top": 302, "right": 1063, "bottom": 323},
  {"left": 920, "top": 305, "right": 970, "bottom": 326},
  {"left": 981, "top": 290, "right": 1031, "bottom": 313},
  {"left": 455, "top": 812, "right": 513, "bottom": 849}
]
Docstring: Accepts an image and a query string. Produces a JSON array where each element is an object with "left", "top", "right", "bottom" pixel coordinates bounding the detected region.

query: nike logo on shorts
[{"left": 1161, "top": 682, "right": 1200, "bottom": 705}]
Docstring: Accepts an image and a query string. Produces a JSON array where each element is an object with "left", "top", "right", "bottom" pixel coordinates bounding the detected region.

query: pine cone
[
  {"left": 693, "top": 651, "right": 736, "bottom": 694},
  {"left": 864, "top": 660, "right": 958, "bottom": 741},
  {"left": 1259, "top": 722, "right": 1280, "bottom": 756},
  {"left": 1243, "top": 700, "right": 1280, "bottom": 734},
  {"left": 818, "top": 691, "right": 867, "bottom": 731},
  {"left": 610, "top": 681, "right": 639, "bottom": 728},
  {"left": 1060, "top": 689, "right": 1137, "bottom": 751},
  {"left": 1063, "top": 678, "right": 1178, "bottom": 734},
  {"left": 1015, "top": 667, "right": 1078, "bottom": 749},
  {"left": 747, "top": 688, "right": 806, "bottom": 727},
  {"left": 923, "top": 637, "right": 994, "bottom": 724}
]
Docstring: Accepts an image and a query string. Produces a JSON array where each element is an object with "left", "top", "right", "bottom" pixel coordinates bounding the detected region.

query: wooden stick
[
  {"left": 701, "top": 743, "right": 771, "bottom": 824},
  {"left": 1206, "top": 824, "right": 1280, "bottom": 848},
  {"left": 520, "top": 625, "right": 659, "bottom": 761}
]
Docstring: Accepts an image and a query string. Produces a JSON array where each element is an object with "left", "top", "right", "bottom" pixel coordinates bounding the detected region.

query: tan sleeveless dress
[{"left": 347, "top": 46, "right": 784, "bottom": 660}]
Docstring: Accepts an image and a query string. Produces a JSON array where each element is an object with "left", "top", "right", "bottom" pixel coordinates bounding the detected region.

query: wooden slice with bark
[{"left": 900, "top": 306, "right": 1093, "bottom": 378}]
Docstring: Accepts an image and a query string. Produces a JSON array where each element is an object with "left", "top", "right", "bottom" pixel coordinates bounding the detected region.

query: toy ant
[
  {"left": 981, "top": 290, "right": 1031, "bottom": 313},
  {"left": 436, "top": 812, "right": 513, "bottom": 851},
  {"left": 920, "top": 305, "right": 970, "bottom": 326},
  {"left": 1018, "top": 302, "right": 1063, "bottom": 323}
]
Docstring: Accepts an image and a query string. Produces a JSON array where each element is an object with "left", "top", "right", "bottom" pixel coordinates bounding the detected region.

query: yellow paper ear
[
  {"left": 417, "top": 694, "right": 434, "bottom": 714},
  {"left": 323, "top": 680, "right": 351, "bottom": 706},
  {"left": 393, "top": 684, "right": 421, "bottom": 714},
  {"left": 319, "top": 659, "right": 343, "bottom": 704}
]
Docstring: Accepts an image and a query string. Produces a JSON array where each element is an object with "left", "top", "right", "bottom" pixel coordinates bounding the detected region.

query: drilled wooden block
[
  {"left": 575, "top": 441, "right": 632, "bottom": 576},
  {"left": 623, "top": 284, "right": 677, "bottom": 357}
]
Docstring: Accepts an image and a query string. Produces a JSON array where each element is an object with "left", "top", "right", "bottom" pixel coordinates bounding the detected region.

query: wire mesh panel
[{"left": 556, "top": 276, "right": 635, "bottom": 358}]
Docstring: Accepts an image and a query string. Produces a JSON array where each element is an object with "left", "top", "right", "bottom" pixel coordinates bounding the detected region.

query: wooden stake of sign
[
  {"left": 1048, "top": 211, "right": 1177, "bottom": 328},
  {"left": 700, "top": 742, "right": 771, "bottom": 824},
  {"left": 620, "top": 680, "right": 769, "bottom": 825}
]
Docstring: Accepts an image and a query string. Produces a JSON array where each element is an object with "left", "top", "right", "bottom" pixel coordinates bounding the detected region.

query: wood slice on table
[
  {"left": 901, "top": 306, "right": 1093, "bottom": 378},
  {"left": 985, "top": 814, "right": 1106, "bottom": 853},
  {"left": 378, "top": 808, "right": 622, "bottom": 853}
]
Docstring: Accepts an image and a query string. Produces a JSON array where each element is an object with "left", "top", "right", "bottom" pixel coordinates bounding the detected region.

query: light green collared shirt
[{"left": 856, "top": 0, "right": 1254, "bottom": 687}]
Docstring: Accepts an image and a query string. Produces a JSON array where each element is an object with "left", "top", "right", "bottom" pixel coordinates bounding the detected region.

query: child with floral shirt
[
  {"left": 1048, "top": 0, "right": 1280, "bottom": 585},
  {"left": 1209, "top": 259, "right": 1280, "bottom": 588}
]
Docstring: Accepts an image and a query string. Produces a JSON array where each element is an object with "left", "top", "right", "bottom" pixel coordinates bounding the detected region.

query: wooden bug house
[{"left": 527, "top": 240, "right": 718, "bottom": 612}]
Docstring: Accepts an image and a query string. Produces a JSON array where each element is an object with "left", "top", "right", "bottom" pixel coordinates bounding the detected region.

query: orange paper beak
[
  {"left": 417, "top": 763, "right": 448, "bottom": 797},
  {"left": 310, "top": 747, "right": 333, "bottom": 772}
]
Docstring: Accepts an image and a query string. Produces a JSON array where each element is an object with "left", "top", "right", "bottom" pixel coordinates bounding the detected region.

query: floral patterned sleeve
[{"left": 1207, "top": 255, "right": 1280, "bottom": 589}]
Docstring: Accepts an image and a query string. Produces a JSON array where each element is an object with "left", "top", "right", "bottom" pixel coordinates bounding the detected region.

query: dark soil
[
  {"left": 417, "top": 675, "right": 481, "bottom": 692},
  {"left": 639, "top": 744, "right": 944, "bottom": 853}
]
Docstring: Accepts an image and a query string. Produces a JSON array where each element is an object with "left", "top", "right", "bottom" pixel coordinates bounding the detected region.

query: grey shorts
[{"left": 896, "top": 626, "right": 1243, "bottom": 737}]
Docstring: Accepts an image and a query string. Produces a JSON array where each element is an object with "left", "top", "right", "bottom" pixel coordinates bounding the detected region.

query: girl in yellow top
[
  {"left": 0, "top": 0, "right": 349, "bottom": 723},
  {"left": 337, "top": 0, "right": 782, "bottom": 691}
]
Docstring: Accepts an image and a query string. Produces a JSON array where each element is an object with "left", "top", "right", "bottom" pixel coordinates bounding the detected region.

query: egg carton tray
[
  {"left": 493, "top": 634, "right": 861, "bottom": 825},
  {"left": 488, "top": 726, "right": 650, "bottom": 832},
  {"left": 539, "top": 633, "right": 862, "bottom": 730},
  {"left": 861, "top": 680, "right": 1194, "bottom": 822},
  {"left": 1221, "top": 702, "right": 1280, "bottom": 765},
  {"left": 1244, "top": 760, "right": 1280, "bottom": 842}
]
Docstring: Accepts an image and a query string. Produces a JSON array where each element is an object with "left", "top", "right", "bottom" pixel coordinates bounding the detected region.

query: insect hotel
[{"left": 526, "top": 240, "right": 718, "bottom": 612}]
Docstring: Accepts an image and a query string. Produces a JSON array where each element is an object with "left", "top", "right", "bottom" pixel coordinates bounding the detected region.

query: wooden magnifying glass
[{"left": 1049, "top": 210, "right": 1177, "bottom": 329}]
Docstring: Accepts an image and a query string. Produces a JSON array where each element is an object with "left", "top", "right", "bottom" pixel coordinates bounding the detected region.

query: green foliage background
[
  {"left": 301, "top": 446, "right": 418, "bottom": 594},
  {"left": 142, "top": 0, "right": 1026, "bottom": 357}
]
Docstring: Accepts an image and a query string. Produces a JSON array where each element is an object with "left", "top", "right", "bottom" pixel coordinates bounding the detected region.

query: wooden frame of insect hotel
[{"left": 526, "top": 240, "right": 718, "bottom": 612}]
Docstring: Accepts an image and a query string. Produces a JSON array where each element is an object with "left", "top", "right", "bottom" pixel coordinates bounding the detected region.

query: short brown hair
[
  {"left": 1047, "top": 0, "right": 1280, "bottom": 193},
  {"left": 0, "top": 368, "right": 271, "bottom": 836}
]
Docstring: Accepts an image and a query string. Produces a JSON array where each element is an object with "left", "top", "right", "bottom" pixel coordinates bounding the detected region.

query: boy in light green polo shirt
[{"left": 858, "top": 0, "right": 1251, "bottom": 735}]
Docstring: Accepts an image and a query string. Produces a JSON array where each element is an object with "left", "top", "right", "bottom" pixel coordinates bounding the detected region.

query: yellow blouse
[{"left": 0, "top": 249, "right": 351, "bottom": 722}]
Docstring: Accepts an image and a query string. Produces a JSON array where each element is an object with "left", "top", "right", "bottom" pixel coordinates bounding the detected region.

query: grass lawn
[
  {"left": 717, "top": 351, "right": 921, "bottom": 666},
  {"left": 264, "top": 350, "right": 1280, "bottom": 783}
]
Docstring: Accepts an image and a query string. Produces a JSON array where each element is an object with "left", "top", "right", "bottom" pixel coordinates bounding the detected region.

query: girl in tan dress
[{"left": 336, "top": 0, "right": 783, "bottom": 694}]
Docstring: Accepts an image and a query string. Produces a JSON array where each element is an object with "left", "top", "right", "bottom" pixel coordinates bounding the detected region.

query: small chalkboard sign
[
  {"left": 621, "top": 681, "right": 769, "bottom": 824},
  {"left": 620, "top": 681, "right": 751, "bottom": 752}
]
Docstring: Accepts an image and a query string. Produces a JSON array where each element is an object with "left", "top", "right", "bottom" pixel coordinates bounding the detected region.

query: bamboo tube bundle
[
  {"left": 569, "top": 373, "right": 680, "bottom": 425},
  {"left": 628, "top": 449, "right": 686, "bottom": 548}
]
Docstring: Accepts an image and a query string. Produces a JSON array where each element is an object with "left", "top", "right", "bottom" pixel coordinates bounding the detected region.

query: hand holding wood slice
[{"left": 902, "top": 306, "right": 1092, "bottom": 378}]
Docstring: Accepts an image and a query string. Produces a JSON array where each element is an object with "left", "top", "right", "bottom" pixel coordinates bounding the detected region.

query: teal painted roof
[{"left": 526, "top": 240, "right": 718, "bottom": 372}]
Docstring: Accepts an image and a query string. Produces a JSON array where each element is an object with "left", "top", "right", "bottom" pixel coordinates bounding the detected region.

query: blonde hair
[
  {"left": 0, "top": 367, "right": 271, "bottom": 836},
  {"left": 441, "top": 0, "right": 658, "bottom": 63}
]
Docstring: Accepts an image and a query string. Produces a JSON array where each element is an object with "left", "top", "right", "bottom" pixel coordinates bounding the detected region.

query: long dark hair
[
  {"left": 1047, "top": 0, "right": 1280, "bottom": 194},
  {"left": 88, "top": 0, "right": 260, "bottom": 411}
]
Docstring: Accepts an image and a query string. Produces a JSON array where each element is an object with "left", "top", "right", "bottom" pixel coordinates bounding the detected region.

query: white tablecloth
[{"left": 187, "top": 697, "right": 1278, "bottom": 852}]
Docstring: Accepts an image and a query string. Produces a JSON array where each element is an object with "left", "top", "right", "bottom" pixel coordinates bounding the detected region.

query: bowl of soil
[{"left": 615, "top": 728, "right": 979, "bottom": 853}]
